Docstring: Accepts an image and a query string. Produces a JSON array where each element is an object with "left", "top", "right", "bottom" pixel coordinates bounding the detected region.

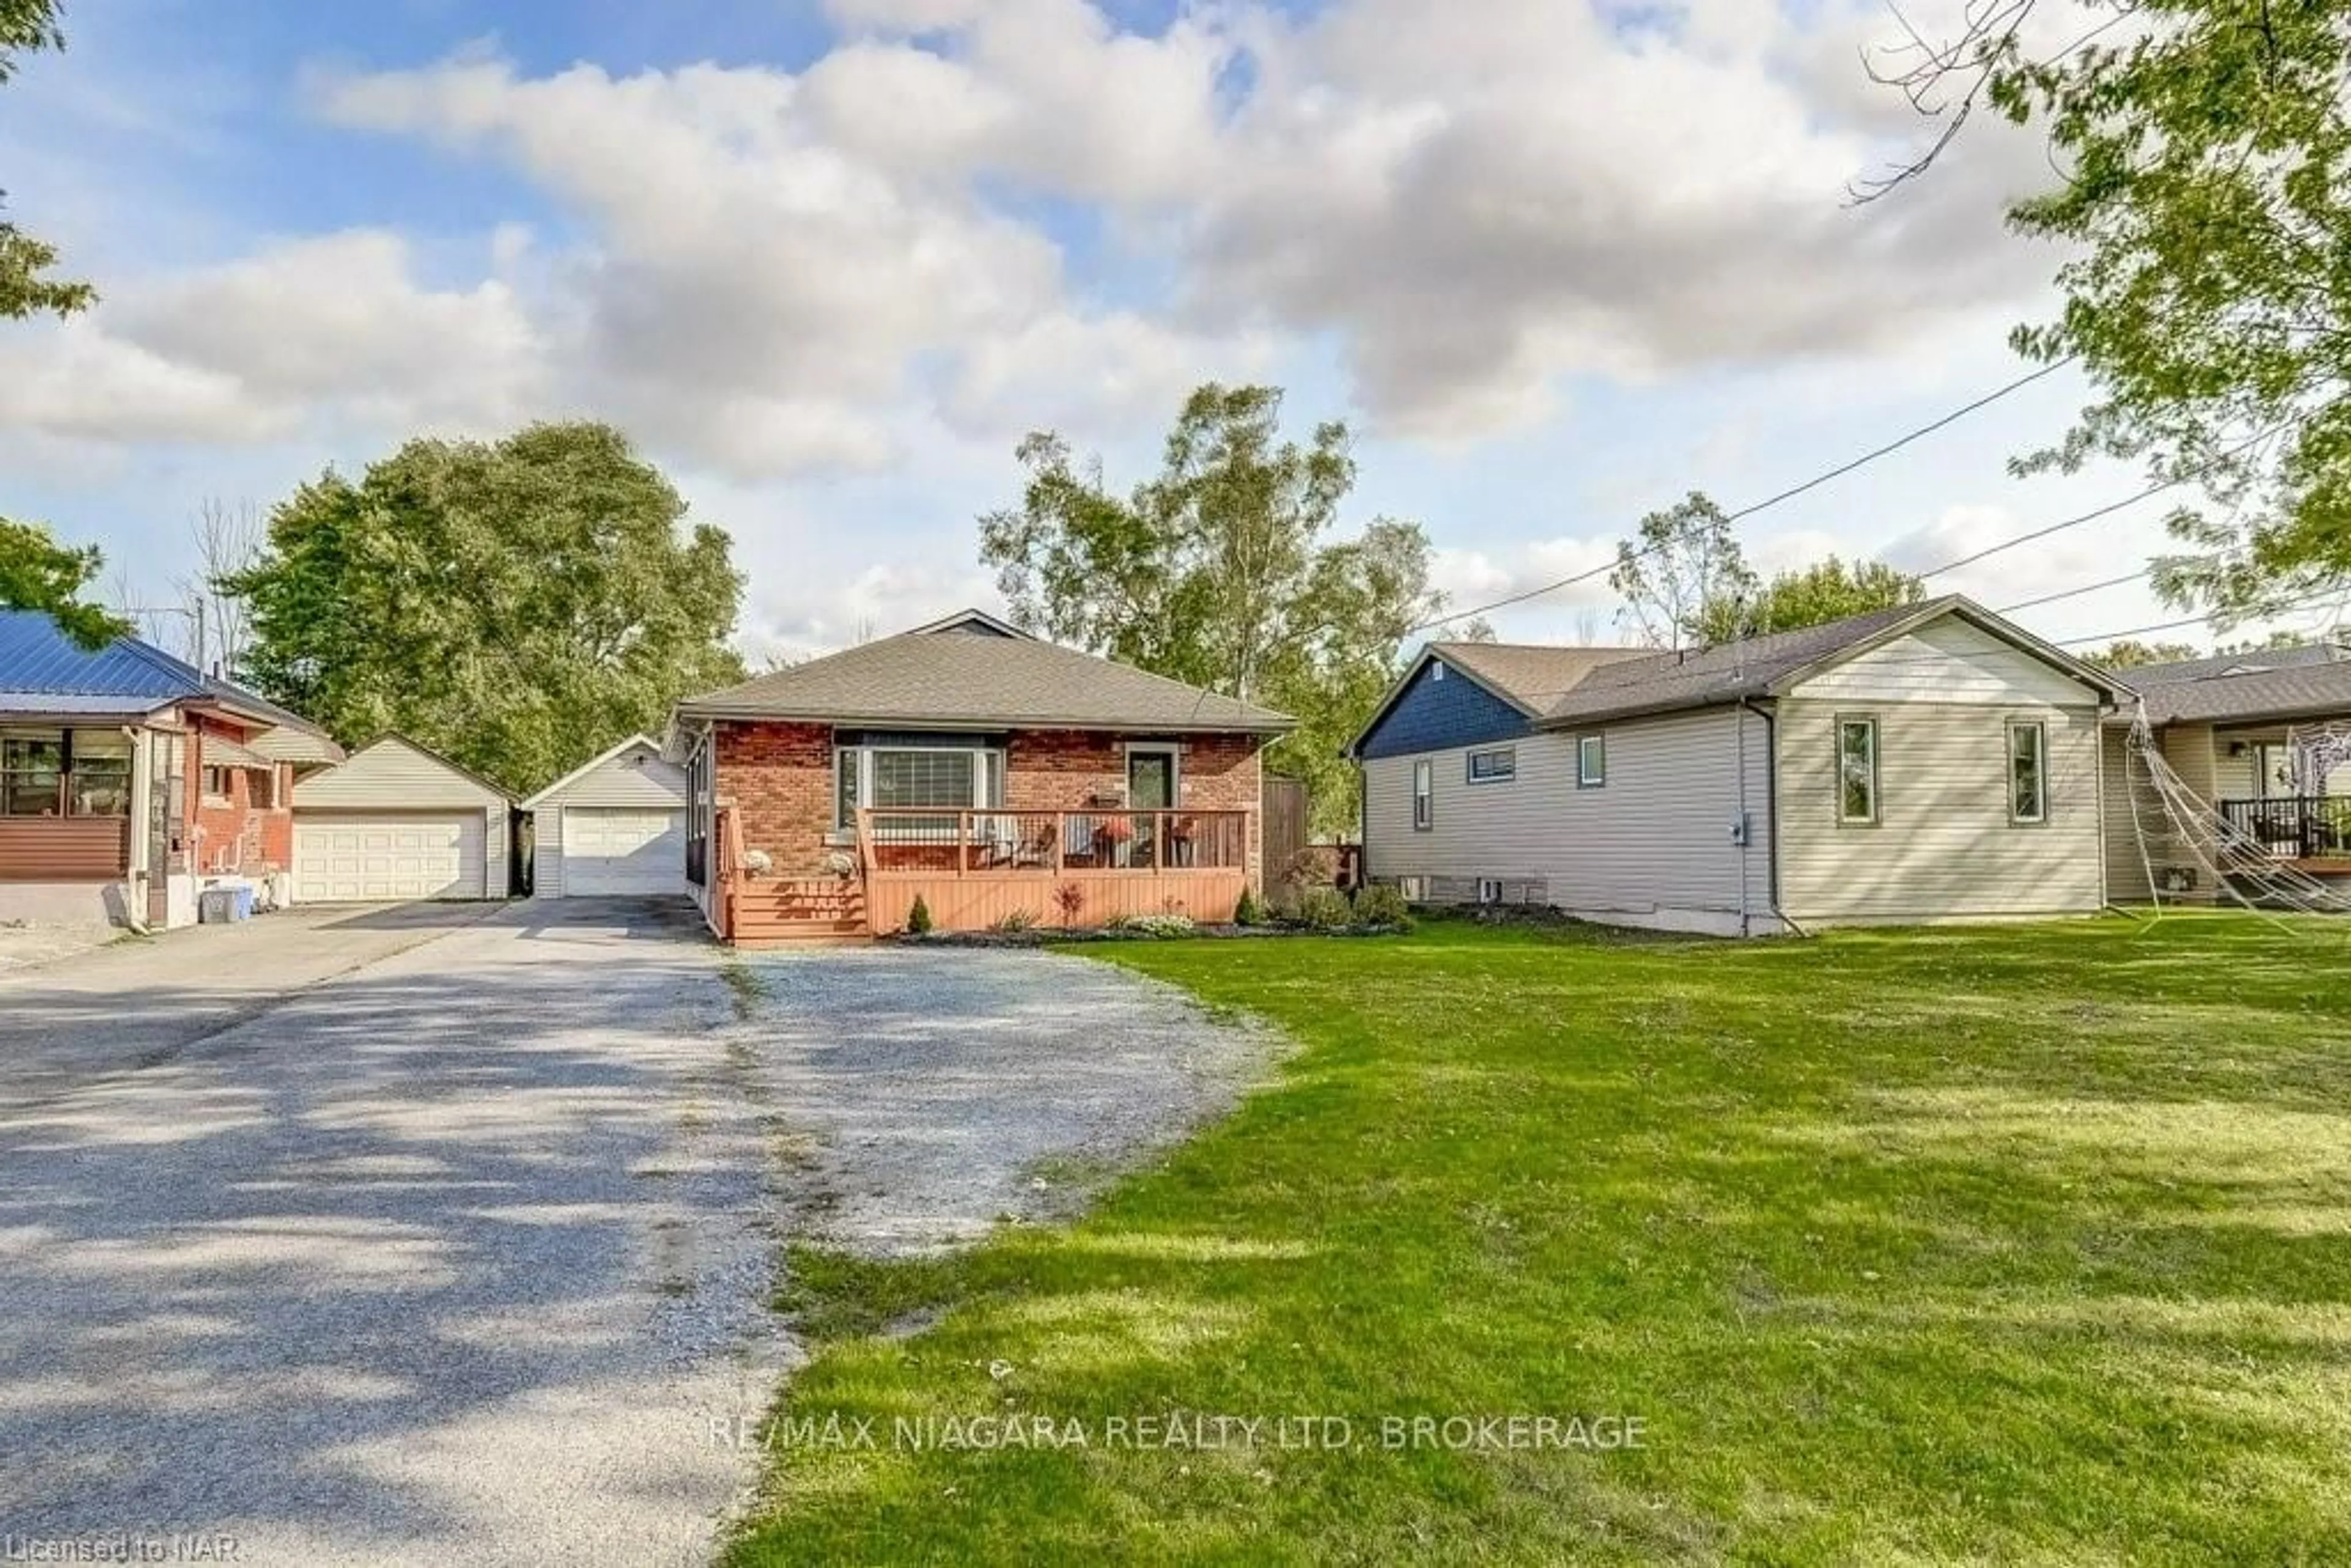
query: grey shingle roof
[
  {"left": 2117, "top": 642, "right": 2344, "bottom": 686},
  {"left": 1427, "top": 641, "right": 1651, "bottom": 713},
  {"left": 1534, "top": 600, "right": 1946, "bottom": 724},
  {"left": 1533, "top": 596, "right": 2118, "bottom": 726},
  {"left": 678, "top": 612, "right": 1294, "bottom": 733},
  {"left": 2132, "top": 659, "right": 2351, "bottom": 726}
]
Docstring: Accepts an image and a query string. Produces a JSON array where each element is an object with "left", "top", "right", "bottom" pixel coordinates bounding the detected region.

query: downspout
[
  {"left": 120, "top": 724, "right": 152, "bottom": 936},
  {"left": 1355, "top": 751, "right": 1369, "bottom": 888},
  {"left": 1738, "top": 698, "right": 1802, "bottom": 937},
  {"left": 1735, "top": 702, "right": 1750, "bottom": 937}
]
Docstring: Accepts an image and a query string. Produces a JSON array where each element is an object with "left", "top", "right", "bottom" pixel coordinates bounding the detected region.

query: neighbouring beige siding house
[
  {"left": 521, "top": 734, "right": 690, "bottom": 900},
  {"left": 290, "top": 735, "right": 514, "bottom": 903},
  {"left": 1351, "top": 597, "right": 2123, "bottom": 936},
  {"left": 2100, "top": 642, "right": 2351, "bottom": 902}
]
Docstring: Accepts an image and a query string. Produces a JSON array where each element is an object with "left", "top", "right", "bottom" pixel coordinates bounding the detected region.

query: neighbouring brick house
[
  {"left": 0, "top": 610, "right": 342, "bottom": 928},
  {"left": 672, "top": 609, "right": 1292, "bottom": 942}
]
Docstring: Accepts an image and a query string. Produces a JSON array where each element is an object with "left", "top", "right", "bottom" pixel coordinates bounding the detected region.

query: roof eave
[
  {"left": 675, "top": 702, "right": 1293, "bottom": 735},
  {"left": 1534, "top": 689, "right": 1761, "bottom": 731},
  {"left": 1764, "top": 597, "right": 2127, "bottom": 705}
]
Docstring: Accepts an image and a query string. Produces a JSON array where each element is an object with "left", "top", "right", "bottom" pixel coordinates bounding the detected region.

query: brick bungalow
[
  {"left": 0, "top": 609, "right": 342, "bottom": 928},
  {"left": 671, "top": 609, "right": 1292, "bottom": 942}
]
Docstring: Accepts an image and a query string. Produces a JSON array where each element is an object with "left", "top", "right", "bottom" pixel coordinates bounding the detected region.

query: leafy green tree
[
  {"left": 2084, "top": 639, "right": 2205, "bottom": 670},
  {"left": 980, "top": 384, "right": 1448, "bottom": 835},
  {"left": 1608, "top": 492, "right": 1759, "bottom": 648},
  {"left": 226, "top": 422, "right": 746, "bottom": 793},
  {"left": 1869, "top": 2, "right": 2351, "bottom": 620},
  {"left": 1, "top": 517, "right": 129, "bottom": 648},
  {"left": 1690, "top": 556, "right": 1926, "bottom": 644},
  {"left": 0, "top": 1, "right": 93, "bottom": 320}
]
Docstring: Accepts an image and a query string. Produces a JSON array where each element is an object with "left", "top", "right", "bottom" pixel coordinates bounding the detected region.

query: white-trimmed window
[
  {"left": 1466, "top": 746, "right": 1515, "bottom": 784},
  {"left": 1478, "top": 877, "right": 1503, "bottom": 905},
  {"left": 1577, "top": 734, "right": 1606, "bottom": 789},
  {"left": 1397, "top": 876, "right": 1427, "bottom": 901},
  {"left": 835, "top": 740, "right": 1005, "bottom": 829},
  {"left": 2008, "top": 719, "right": 2047, "bottom": 825},
  {"left": 1411, "top": 758, "right": 1433, "bottom": 831},
  {"left": 1837, "top": 716, "right": 1879, "bottom": 825}
]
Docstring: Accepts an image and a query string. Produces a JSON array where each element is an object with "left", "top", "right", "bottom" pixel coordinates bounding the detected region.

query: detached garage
[
  {"left": 522, "top": 734, "right": 689, "bottom": 900},
  {"left": 291, "top": 736, "right": 514, "bottom": 903}
]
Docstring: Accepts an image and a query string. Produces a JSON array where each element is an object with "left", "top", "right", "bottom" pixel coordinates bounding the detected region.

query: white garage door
[
  {"left": 557, "top": 808, "right": 686, "bottom": 897},
  {"left": 294, "top": 814, "right": 485, "bottom": 903}
]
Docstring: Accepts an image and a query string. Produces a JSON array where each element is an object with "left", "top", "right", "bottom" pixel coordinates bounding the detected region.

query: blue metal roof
[
  {"left": 0, "top": 611, "right": 329, "bottom": 740},
  {"left": 0, "top": 609, "right": 206, "bottom": 701}
]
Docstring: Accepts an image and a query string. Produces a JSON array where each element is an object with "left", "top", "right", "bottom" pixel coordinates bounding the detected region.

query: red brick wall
[
  {"left": 714, "top": 722, "right": 1269, "bottom": 886},
  {"left": 190, "top": 720, "right": 294, "bottom": 875},
  {"left": 715, "top": 721, "right": 839, "bottom": 876}
]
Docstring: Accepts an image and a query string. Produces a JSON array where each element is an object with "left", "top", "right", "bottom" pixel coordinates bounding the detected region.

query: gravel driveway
[
  {"left": 0, "top": 912, "right": 1273, "bottom": 1564},
  {"left": 733, "top": 945, "right": 1276, "bottom": 1256}
]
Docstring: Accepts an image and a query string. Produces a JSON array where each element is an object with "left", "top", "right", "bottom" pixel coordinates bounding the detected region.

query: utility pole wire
[
  {"left": 1913, "top": 422, "right": 2287, "bottom": 581},
  {"left": 1404, "top": 356, "right": 2079, "bottom": 637}
]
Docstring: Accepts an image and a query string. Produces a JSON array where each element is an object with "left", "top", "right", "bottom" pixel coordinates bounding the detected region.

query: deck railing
[
  {"left": 2219, "top": 795, "right": 2351, "bottom": 861},
  {"left": 859, "top": 808, "right": 1249, "bottom": 876}
]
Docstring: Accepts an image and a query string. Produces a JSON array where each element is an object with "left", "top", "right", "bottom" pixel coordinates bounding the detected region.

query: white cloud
[
  {"left": 0, "top": 231, "right": 537, "bottom": 445},
  {"left": 1177, "top": 0, "right": 2058, "bottom": 438},
  {"left": 4, "top": 0, "right": 2119, "bottom": 651},
  {"left": 1430, "top": 535, "right": 1618, "bottom": 616}
]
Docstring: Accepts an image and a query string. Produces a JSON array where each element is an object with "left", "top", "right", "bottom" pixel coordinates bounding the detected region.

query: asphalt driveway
[
  {"left": 0, "top": 899, "right": 786, "bottom": 1567},
  {"left": 0, "top": 907, "right": 1276, "bottom": 1565}
]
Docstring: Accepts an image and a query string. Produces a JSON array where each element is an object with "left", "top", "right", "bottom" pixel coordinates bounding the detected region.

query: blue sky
[{"left": 0, "top": 0, "right": 2302, "bottom": 664}]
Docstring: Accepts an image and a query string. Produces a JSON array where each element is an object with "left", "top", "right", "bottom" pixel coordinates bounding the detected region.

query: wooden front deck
[
  {"left": 711, "top": 806, "right": 1253, "bottom": 942},
  {"left": 859, "top": 808, "right": 1249, "bottom": 933}
]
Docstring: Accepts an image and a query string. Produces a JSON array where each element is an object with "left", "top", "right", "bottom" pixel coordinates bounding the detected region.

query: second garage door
[
  {"left": 557, "top": 807, "right": 686, "bottom": 897},
  {"left": 294, "top": 814, "right": 485, "bottom": 903}
]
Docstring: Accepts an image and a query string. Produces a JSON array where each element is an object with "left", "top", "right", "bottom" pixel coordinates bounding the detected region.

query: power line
[
  {"left": 1914, "top": 424, "right": 2284, "bottom": 582},
  {"left": 1995, "top": 566, "right": 2153, "bottom": 613},
  {"left": 1410, "top": 356, "right": 2078, "bottom": 635},
  {"left": 2050, "top": 588, "right": 2351, "bottom": 648}
]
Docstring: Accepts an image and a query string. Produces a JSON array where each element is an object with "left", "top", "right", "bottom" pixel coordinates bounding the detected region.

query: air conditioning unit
[{"left": 2160, "top": 866, "right": 2199, "bottom": 893}]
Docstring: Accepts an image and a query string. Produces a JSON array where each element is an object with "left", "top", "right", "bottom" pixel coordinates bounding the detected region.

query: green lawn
[{"left": 729, "top": 913, "right": 2351, "bottom": 1565}]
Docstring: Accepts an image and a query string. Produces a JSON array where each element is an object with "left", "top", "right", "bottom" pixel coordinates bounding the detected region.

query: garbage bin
[
  {"left": 231, "top": 884, "right": 257, "bottom": 920},
  {"left": 198, "top": 888, "right": 239, "bottom": 925}
]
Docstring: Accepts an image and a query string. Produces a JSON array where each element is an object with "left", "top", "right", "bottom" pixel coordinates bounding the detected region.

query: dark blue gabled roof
[{"left": 0, "top": 610, "right": 328, "bottom": 735}]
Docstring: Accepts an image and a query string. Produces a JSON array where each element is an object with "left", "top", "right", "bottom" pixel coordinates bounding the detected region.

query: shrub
[
  {"left": 1352, "top": 883, "right": 1414, "bottom": 931},
  {"left": 906, "top": 893, "right": 934, "bottom": 936},
  {"left": 1295, "top": 885, "right": 1351, "bottom": 930},
  {"left": 990, "top": 908, "right": 1038, "bottom": 934},
  {"left": 1107, "top": 912, "right": 1198, "bottom": 939},
  {"left": 1052, "top": 881, "right": 1086, "bottom": 927},
  {"left": 1231, "top": 887, "right": 1264, "bottom": 927},
  {"left": 1284, "top": 845, "right": 1341, "bottom": 888}
]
